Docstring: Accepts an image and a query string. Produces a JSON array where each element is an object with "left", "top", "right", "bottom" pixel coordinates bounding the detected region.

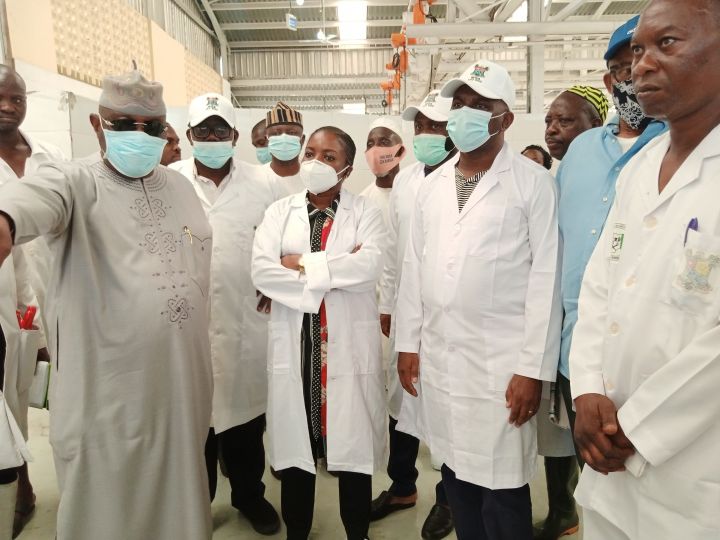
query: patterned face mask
[{"left": 612, "top": 80, "right": 652, "bottom": 131}]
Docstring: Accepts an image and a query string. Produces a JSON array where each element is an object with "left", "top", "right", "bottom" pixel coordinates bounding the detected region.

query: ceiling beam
[
  {"left": 493, "top": 0, "right": 526, "bottom": 21},
  {"left": 405, "top": 20, "right": 618, "bottom": 38},
  {"left": 197, "top": 0, "right": 229, "bottom": 75},
  {"left": 435, "top": 57, "right": 604, "bottom": 72},
  {"left": 221, "top": 19, "right": 403, "bottom": 30},
  {"left": 229, "top": 38, "right": 392, "bottom": 49},
  {"left": 230, "top": 76, "right": 386, "bottom": 88},
  {"left": 235, "top": 88, "right": 385, "bottom": 97},
  {"left": 212, "top": 0, "right": 441, "bottom": 9},
  {"left": 591, "top": 0, "right": 613, "bottom": 20},
  {"left": 548, "top": 0, "right": 589, "bottom": 21}
]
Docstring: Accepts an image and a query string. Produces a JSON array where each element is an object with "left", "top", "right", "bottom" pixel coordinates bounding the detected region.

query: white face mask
[{"left": 300, "top": 159, "right": 349, "bottom": 195}]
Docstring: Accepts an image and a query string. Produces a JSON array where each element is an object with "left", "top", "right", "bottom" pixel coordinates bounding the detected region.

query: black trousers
[
  {"left": 281, "top": 466, "right": 371, "bottom": 540},
  {"left": 205, "top": 414, "right": 267, "bottom": 506},
  {"left": 387, "top": 416, "right": 447, "bottom": 504},
  {"left": 558, "top": 373, "right": 584, "bottom": 469},
  {"left": 441, "top": 465, "right": 532, "bottom": 540}
]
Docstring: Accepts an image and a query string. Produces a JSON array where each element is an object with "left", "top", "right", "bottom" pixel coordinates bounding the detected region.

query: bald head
[{"left": 0, "top": 65, "right": 27, "bottom": 134}]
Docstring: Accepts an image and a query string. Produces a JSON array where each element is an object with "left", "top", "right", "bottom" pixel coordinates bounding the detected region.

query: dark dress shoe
[
  {"left": 421, "top": 504, "right": 454, "bottom": 540},
  {"left": 238, "top": 497, "right": 281, "bottom": 536},
  {"left": 369, "top": 490, "right": 416, "bottom": 521}
]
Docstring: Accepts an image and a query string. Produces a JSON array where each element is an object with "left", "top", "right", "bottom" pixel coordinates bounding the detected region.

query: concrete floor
[{"left": 17, "top": 408, "right": 581, "bottom": 539}]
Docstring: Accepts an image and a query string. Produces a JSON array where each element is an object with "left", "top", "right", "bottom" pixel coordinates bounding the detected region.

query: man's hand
[
  {"left": 256, "top": 291, "right": 272, "bottom": 314},
  {"left": 574, "top": 393, "right": 635, "bottom": 474},
  {"left": 398, "top": 352, "right": 419, "bottom": 397},
  {"left": 0, "top": 214, "right": 12, "bottom": 266},
  {"left": 380, "top": 314, "right": 391, "bottom": 338},
  {"left": 281, "top": 254, "right": 302, "bottom": 271},
  {"left": 505, "top": 375, "right": 542, "bottom": 427}
]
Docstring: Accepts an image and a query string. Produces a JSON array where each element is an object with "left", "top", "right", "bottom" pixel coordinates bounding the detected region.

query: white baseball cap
[
  {"left": 188, "top": 92, "right": 236, "bottom": 128},
  {"left": 440, "top": 60, "right": 516, "bottom": 109},
  {"left": 402, "top": 90, "right": 453, "bottom": 122},
  {"left": 369, "top": 115, "right": 403, "bottom": 139}
]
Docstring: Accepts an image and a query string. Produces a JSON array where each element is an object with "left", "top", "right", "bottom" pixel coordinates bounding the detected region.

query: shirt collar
[{"left": 307, "top": 194, "right": 340, "bottom": 219}]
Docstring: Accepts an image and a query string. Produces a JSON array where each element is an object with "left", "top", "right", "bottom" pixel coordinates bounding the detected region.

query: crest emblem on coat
[
  {"left": 676, "top": 249, "right": 720, "bottom": 294},
  {"left": 206, "top": 96, "right": 220, "bottom": 111},
  {"left": 470, "top": 65, "right": 489, "bottom": 80}
]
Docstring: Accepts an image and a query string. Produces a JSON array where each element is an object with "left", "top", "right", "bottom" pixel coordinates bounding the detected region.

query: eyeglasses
[
  {"left": 100, "top": 116, "right": 167, "bottom": 137},
  {"left": 191, "top": 125, "right": 232, "bottom": 140},
  {"left": 609, "top": 63, "right": 632, "bottom": 83}
]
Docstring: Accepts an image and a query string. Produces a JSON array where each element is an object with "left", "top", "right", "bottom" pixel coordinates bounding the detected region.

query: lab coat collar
[
  {"left": 646, "top": 124, "right": 720, "bottom": 212},
  {"left": 452, "top": 142, "right": 512, "bottom": 223}
]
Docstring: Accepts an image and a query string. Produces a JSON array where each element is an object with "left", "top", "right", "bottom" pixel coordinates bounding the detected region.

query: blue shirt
[{"left": 557, "top": 117, "right": 667, "bottom": 378}]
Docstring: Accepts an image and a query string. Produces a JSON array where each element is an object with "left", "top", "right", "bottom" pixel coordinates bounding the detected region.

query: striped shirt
[{"left": 455, "top": 166, "right": 488, "bottom": 212}]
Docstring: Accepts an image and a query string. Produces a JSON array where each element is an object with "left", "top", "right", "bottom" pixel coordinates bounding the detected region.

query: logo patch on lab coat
[
  {"left": 675, "top": 249, "right": 720, "bottom": 294},
  {"left": 610, "top": 223, "right": 625, "bottom": 262}
]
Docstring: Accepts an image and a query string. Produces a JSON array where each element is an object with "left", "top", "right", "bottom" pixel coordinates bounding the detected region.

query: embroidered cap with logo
[
  {"left": 440, "top": 60, "right": 516, "bottom": 109},
  {"left": 402, "top": 90, "right": 453, "bottom": 122},
  {"left": 188, "top": 92, "right": 236, "bottom": 128}
]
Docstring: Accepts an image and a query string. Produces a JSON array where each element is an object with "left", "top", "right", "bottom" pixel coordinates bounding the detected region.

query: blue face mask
[
  {"left": 268, "top": 134, "right": 302, "bottom": 161},
  {"left": 103, "top": 129, "right": 167, "bottom": 178},
  {"left": 447, "top": 107, "right": 506, "bottom": 153},
  {"left": 192, "top": 140, "right": 235, "bottom": 169},
  {"left": 255, "top": 146, "right": 272, "bottom": 164},
  {"left": 413, "top": 134, "right": 451, "bottom": 166}
]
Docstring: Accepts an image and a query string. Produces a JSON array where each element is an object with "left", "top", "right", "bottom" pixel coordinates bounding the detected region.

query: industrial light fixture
[
  {"left": 338, "top": 1, "right": 367, "bottom": 41},
  {"left": 296, "top": 0, "right": 304, "bottom": 5},
  {"left": 317, "top": 29, "right": 326, "bottom": 40}
]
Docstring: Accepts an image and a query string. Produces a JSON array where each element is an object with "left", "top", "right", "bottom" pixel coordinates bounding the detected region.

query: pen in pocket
[{"left": 684, "top": 217, "right": 698, "bottom": 246}]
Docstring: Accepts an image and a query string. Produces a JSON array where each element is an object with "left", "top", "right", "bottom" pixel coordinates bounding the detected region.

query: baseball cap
[
  {"left": 369, "top": 115, "right": 403, "bottom": 139},
  {"left": 402, "top": 90, "right": 453, "bottom": 122},
  {"left": 604, "top": 15, "right": 640, "bottom": 62},
  {"left": 440, "top": 60, "right": 516, "bottom": 109},
  {"left": 188, "top": 92, "right": 235, "bottom": 128}
]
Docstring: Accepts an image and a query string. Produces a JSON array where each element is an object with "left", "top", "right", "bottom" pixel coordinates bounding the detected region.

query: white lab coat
[
  {"left": 395, "top": 145, "right": 562, "bottom": 489},
  {"left": 171, "top": 157, "right": 285, "bottom": 432},
  {"left": 257, "top": 162, "right": 305, "bottom": 196},
  {"left": 251, "top": 188, "right": 388, "bottom": 475},
  {"left": 377, "top": 162, "right": 425, "bottom": 420},
  {"left": 0, "top": 250, "right": 35, "bottom": 470},
  {"left": 570, "top": 127, "right": 720, "bottom": 538}
]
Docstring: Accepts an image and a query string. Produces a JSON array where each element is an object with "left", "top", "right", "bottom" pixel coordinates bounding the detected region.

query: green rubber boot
[{"left": 533, "top": 456, "right": 580, "bottom": 540}]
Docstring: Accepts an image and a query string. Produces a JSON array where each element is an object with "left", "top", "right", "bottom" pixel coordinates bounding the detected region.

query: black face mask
[{"left": 612, "top": 79, "right": 652, "bottom": 131}]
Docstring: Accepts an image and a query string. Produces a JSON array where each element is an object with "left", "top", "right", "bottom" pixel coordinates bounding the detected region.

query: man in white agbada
[
  {"left": 361, "top": 116, "right": 406, "bottom": 228},
  {"left": 0, "top": 68, "right": 213, "bottom": 540},
  {"left": 569, "top": 1, "right": 720, "bottom": 538},
  {"left": 371, "top": 91, "right": 457, "bottom": 540},
  {"left": 256, "top": 102, "right": 306, "bottom": 195},
  {"left": 171, "top": 92, "right": 283, "bottom": 535},
  {"left": 395, "top": 60, "right": 561, "bottom": 539}
]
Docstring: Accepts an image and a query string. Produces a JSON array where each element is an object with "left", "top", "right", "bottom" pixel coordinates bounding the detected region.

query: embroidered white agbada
[{"left": 0, "top": 159, "right": 214, "bottom": 540}]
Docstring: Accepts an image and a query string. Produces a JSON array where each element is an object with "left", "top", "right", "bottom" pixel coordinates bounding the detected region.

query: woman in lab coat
[{"left": 252, "top": 126, "right": 387, "bottom": 540}]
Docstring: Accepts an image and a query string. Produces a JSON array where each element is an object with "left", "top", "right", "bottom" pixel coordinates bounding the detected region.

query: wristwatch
[{"left": 298, "top": 255, "right": 306, "bottom": 274}]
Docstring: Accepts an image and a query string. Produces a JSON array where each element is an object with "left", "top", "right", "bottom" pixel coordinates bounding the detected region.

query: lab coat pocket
[
  {"left": 17, "top": 328, "right": 41, "bottom": 393},
  {"left": 267, "top": 320, "right": 292, "bottom": 373},
  {"left": 667, "top": 229, "right": 720, "bottom": 316},
  {"left": 352, "top": 321, "right": 383, "bottom": 375},
  {"left": 464, "top": 205, "right": 504, "bottom": 259}
]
